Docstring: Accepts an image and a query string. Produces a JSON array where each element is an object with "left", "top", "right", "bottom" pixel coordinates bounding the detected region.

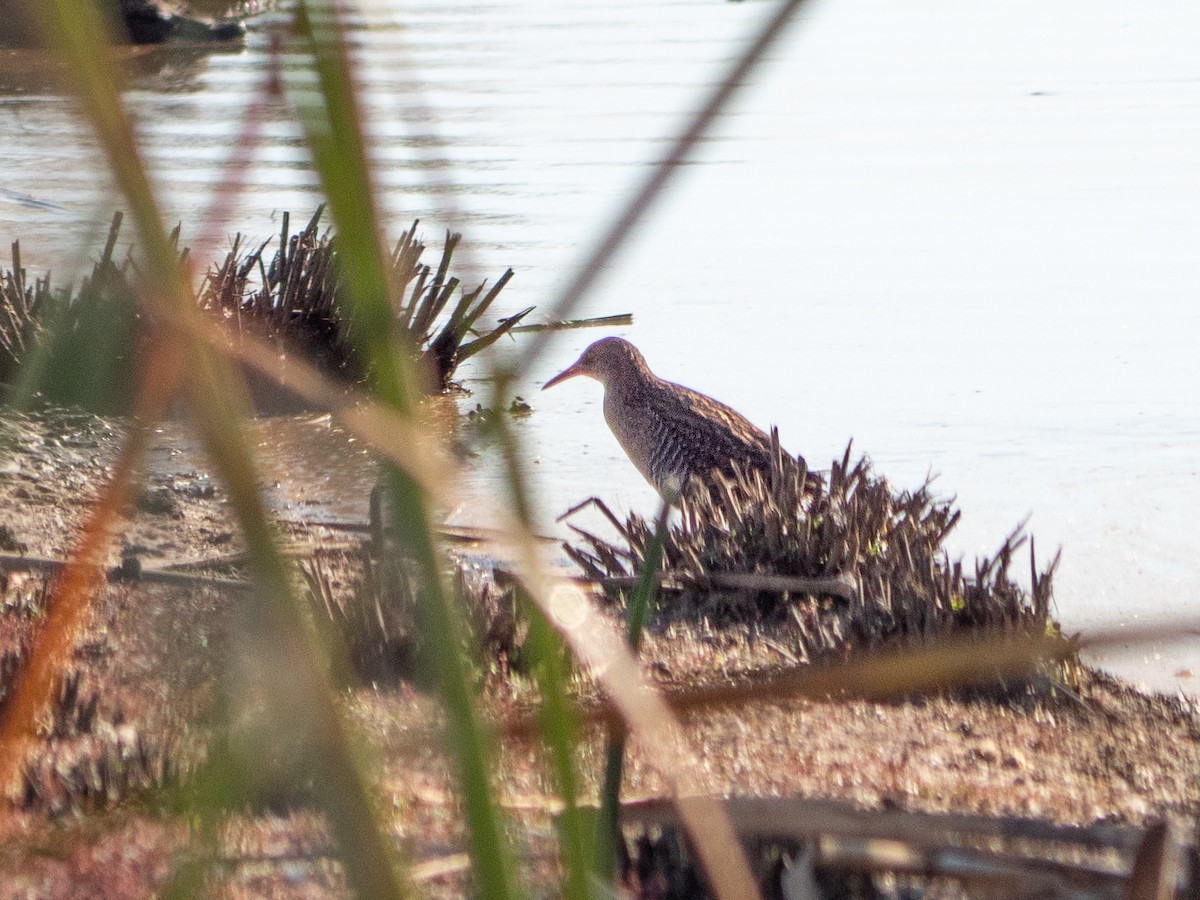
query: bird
[{"left": 542, "top": 337, "right": 804, "bottom": 497}]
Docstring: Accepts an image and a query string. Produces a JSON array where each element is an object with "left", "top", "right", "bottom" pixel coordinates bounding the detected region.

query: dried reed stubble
[
  {"left": 198, "top": 208, "right": 528, "bottom": 391},
  {"left": 565, "top": 446, "right": 1062, "bottom": 669}
]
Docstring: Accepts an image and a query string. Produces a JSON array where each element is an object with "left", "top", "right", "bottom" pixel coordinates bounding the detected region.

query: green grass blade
[
  {"left": 524, "top": 602, "right": 595, "bottom": 900},
  {"left": 290, "top": 4, "right": 519, "bottom": 896},
  {"left": 186, "top": 358, "right": 412, "bottom": 900},
  {"left": 289, "top": 1, "right": 410, "bottom": 401},
  {"left": 27, "top": 2, "right": 413, "bottom": 897},
  {"left": 492, "top": 407, "right": 592, "bottom": 900},
  {"left": 594, "top": 496, "right": 671, "bottom": 882},
  {"left": 377, "top": 465, "right": 519, "bottom": 900},
  {"left": 626, "top": 498, "right": 672, "bottom": 653}
]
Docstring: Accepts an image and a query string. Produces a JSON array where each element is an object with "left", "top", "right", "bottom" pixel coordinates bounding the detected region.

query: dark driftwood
[
  {"left": 492, "top": 569, "right": 858, "bottom": 603},
  {"left": 0, "top": 551, "right": 252, "bottom": 591},
  {"left": 282, "top": 519, "right": 559, "bottom": 546},
  {"left": 618, "top": 795, "right": 1158, "bottom": 895},
  {"left": 590, "top": 571, "right": 858, "bottom": 602},
  {"left": 812, "top": 838, "right": 1123, "bottom": 893},
  {"left": 621, "top": 795, "right": 1143, "bottom": 854}
]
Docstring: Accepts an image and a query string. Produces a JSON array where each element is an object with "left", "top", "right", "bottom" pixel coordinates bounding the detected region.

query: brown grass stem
[
  {"left": 494, "top": 630, "right": 1075, "bottom": 745},
  {"left": 504, "top": 540, "right": 764, "bottom": 900},
  {"left": 293, "top": 4, "right": 518, "bottom": 896},
  {"left": 18, "top": 2, "right": 414, "bottom": 896},
  {"left": 0, "top": 336, "right": 182, "bottom": 791},
  {"left": 171, "top": 307, "right": 763, "bottom": 895}
]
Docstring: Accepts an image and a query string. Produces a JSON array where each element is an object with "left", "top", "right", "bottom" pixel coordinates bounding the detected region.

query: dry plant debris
[{"left": 301, "top": 540, "right": 524, "bottom": 690}]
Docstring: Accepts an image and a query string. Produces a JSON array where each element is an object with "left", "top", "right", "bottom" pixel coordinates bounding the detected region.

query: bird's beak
[{"left": 543, "top": 360, "right": 585, "bottom": 390}]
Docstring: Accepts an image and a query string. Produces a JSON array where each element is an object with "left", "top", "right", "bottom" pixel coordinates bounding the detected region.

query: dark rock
[
  {"left": 136, "top": 485, "right": 181, "bottom": 517},
  {"left": 119, "top": 0, "right": 246, "bottom": 44},
  {"left": 0, "top": 0, "right": 246, "bottom": 49}
]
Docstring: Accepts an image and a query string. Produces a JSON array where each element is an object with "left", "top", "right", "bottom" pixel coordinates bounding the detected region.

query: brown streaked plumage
[{"left": 543, "top": 337, "right": 802, "bottom": 496}]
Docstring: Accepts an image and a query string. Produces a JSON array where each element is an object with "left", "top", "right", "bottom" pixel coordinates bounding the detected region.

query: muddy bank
[{"left": 1, "top": 409, "right": 1199, "bottom": 897}]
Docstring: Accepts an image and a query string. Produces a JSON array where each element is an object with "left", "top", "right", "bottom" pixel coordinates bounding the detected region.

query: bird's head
[{"left": 542, "top": 337, "right": 649, "bottom": 390}]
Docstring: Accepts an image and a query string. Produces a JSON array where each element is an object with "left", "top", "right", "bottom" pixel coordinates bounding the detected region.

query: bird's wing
[{"left": 644, "top": 381, "right": 777, "bottom": 487}]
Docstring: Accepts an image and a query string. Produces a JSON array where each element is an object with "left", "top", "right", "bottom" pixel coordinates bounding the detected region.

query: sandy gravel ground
[{"left": 2, "top": 412, "right": 1198, "bottom": 897}]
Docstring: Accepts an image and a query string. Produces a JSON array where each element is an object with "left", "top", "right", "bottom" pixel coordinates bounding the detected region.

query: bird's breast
[
  {"left": 602, "top": 386, "right": 660, "bottom": 486},
  {"left": 603, "top": 385, "right": 698, "bottom": 493}
]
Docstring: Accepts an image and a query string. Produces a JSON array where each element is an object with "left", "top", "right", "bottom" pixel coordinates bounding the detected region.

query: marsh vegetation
[{"left": 1, "top": 0, "right": 1198, "bottom": 898}]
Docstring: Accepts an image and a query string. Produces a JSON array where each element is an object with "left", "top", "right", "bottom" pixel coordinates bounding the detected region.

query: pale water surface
[{"left": 1, "top": 0, "right": 1197, "bottom": 691}]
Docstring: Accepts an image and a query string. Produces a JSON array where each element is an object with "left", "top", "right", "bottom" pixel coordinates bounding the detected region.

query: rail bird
[{"left": 543, "top": 337, "right": 802, "bottom": 496}]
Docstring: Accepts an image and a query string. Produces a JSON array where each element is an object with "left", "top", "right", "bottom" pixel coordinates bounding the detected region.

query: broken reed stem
[{"left": 508, "top": 313, "right": 633, "bottom": 333}]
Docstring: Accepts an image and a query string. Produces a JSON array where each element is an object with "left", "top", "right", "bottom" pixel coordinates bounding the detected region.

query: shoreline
[{"left": 2, "top": 408, "right": 1199, "bottom": 895}]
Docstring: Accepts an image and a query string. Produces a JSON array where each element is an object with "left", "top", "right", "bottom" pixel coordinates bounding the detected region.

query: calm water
[{"left": 2, "top": 0, "right": 1198, "bottom": 692}]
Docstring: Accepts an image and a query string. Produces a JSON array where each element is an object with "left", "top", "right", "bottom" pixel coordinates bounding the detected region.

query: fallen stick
[
  {"left": 207, "top": 849, "right": 470, "bottom": 884},
  {"left": 620, "top": 795, "right": 1143, "bottom": 854},
  {"left": 579, "top": 571, "right": 858, "bottom": 601},
  {"left": 279, "top": 519, "right": 559, "bottom": 545},
  {"left": 506, "top": 313, "right": 632, "bottom": 333},
  {"left": 813, "top": 835, "right": 1123, "bottom": 893},
  {"left": 0, "top": 551, "right": 252, "bottom": 591},
  {"left": 619, "top": 795, "right": 1143, "bottom": 894},
  {"left": 0, "top": 552, "right": 71, "bottom": 576}
]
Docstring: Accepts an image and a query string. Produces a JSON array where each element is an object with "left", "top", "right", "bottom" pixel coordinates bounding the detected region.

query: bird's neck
[{"left": 602, "top": 367, "right": 657, "bottom": 405}]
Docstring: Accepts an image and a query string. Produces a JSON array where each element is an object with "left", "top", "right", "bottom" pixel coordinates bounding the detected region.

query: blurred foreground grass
[{"left": 2, "top": 1, "right": 1192, "bottom": 899}]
